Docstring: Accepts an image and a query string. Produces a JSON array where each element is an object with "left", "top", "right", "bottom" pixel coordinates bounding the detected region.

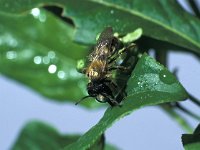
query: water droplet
[
  {"left": 38, "top": 13, "right": 46, "bottom": 22},
  {"left": 159, "top": 70, "right": 176, "bottom": 84},
  {"left": 6, "top": 51, "right": 17, "bottom": 60},
  {"left": 30, "top": 8, "right": 46, "bottom": 22},
  {"left": 43, "top": 56, "right": 50, "bottom": 64},
  {"left": 110, "top": 10, "right": 114, "bottom": 14},
  {"left": 48, "top": 51, "right": 56, "bottom": 59},
  {"left": 57, "top": 70, "right": 67, "bottom": 79},
  {"left": 30, "top": 8, "right": 40, "bottom": 17},
  {"left": 48, "top": 64, "right": 57, "bottom": 74},
  {"left": 34, "top": 56, "right": 42, "bottom": 64},
  {"left": 8, "top": 38, "right": 18, "bottom": 47}
]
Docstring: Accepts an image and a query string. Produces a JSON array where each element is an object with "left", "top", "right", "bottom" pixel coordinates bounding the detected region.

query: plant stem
[
  {"left": 160, "top": 104, "right": 193, "bottom": 133},
  {"left": 188, "top": 93, "right": 200, "bottom": 107},
  {"left": 188, "top": 0, "right": 200, "bottom": 18},
  {"left": 175, "top": 102, "right": 200, "bottom": 120},
  {"left": 155, "top": 49, "right": 167, "bottom": 66}
]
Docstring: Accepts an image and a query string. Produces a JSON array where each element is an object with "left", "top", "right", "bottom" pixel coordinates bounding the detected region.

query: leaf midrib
[{"left": 89, "top": 0, "right": 200, "bottom": 49}]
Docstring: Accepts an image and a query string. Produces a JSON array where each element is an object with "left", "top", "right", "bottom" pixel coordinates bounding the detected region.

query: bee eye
[{"left": 87, "top": 88, "right": 97, "bottom": 97}]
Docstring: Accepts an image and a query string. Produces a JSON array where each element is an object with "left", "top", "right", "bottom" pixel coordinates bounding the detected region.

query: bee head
[
  {"left": 87, "top": 82, "right": 101, "bottom": 97},
  {"left": 75, "top": 81, "right": 110, "bottom": 105},
  {"left": 87, "top": 81, "right": 113, "bottom": 103}
]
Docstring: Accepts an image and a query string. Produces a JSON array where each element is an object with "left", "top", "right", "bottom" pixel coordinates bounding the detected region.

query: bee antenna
[{"left": 75, "top": 95, "right": 92, "bottom": 105}]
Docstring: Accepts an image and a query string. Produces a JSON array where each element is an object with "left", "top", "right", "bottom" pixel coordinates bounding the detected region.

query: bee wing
[
  {"left": 97, "top": 27, "right": 114, "bottom": 50},
  {"left": 89, "top": 27, "right": 114, "bottom": 61}
]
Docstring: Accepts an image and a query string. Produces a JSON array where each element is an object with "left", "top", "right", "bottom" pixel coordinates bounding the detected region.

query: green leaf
[
  {"left": 64, "top": 54, "right": 188, "bottom": 150},
  {"left": 0, "top": 9, "right": 100, "bottom": 107},
  {"left": 1, "top": 0, "right": 200, "bottom": 54},
  {"left": 126, "top": 53, "right": 187, "bottom": 100},
  {"left": 12, "top": 121, "right": 80, "bottom": 150},
  {"left": 12, "top": 121, "right": 118, "bottom": 150},
  {"left": 182, "top": 124, "right": 200, "bottom": 150},
  {"left": 105, "top": 144, "right": 119, "bottom": 150}
]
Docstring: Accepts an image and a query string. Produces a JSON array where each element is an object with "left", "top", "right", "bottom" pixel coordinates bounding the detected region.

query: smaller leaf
[
  {"left": 182, "top": 124, "right": 200, "bottom": 150},
  {"left": 11, "top": 121, "right": 80, "bottom": 150},
  {"left": 105, "top": 144, "right": 119, "bottom": 150},
  {"left": 12, "top": 121, "right": 115, "bottom": 150}
]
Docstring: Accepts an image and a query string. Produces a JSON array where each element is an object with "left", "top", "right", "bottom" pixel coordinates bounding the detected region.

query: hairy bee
[{"left": 76, "top": 27, "right": 138, "bottom": 106}]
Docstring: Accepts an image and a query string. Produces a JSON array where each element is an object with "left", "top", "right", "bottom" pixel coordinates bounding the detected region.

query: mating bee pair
[{"left": 76, "top": 27, "right": 139, "bottom": 106}]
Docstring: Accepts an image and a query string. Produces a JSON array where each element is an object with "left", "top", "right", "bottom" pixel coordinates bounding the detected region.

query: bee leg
[
  {"left": 115, "top": 88, "right": 127, "bottom": 102},
  {"left": 108, "top": 56, "right": 118, "bottom": 64},
  {"left": 119, "top": 43, "right": 136, "bottom": 54},
  {"left": 108, "top": 43, "right": 136, "bottom": 64},
  {"left": 107, "top": 100, "right": 116, "bottom": 107},
  {"left": 101, "top": 92, "right": 121, "bottom": 107},
  {"left": 110, "top": 81, "right": 118, "bottom": 88},
  {"left": 108, "top": 66, "right": 130, "bottom": 71},
  {"left": 108, "top": 47, "right": 126, "bottom": 64},
  {"left": 103, "top": 79, "right": 118, "bottom": 88},
  {"left": 107, "top": 98, "right": 121, "bottom": 107}
]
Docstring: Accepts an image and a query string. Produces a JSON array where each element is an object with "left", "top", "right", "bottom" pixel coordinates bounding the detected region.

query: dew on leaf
[
  {"left": 34, "top": 56, "right": 42, "bottom": 64},
  {"left": 159, "top": 70, "right": 176, "bottom": 84},
  {"left": 38, "top": 13, "right": 46, "bottom": 23},
  {"left": 30, "top": 8, "right": 47, "bottom": 23},
  {"left": 110, "top": 10, "right": 114, "bottom": 14},
  {"left": 31, "top": 8, "right": 40, "bottom": 17},
  {"left": 48, "top": 64, "right": 57, "bottom": 74},
  {"left": 43, "top": 56, "right": 50, "bottom": 64},
  {"left": 48, "top": 51, "right": 56, "bottom": 59},
  {"left": 6, "top": 51, "right": 17, "bottom": 60},
  {"left": 57, "top": 70, "right": 67, "bottom": 80}
]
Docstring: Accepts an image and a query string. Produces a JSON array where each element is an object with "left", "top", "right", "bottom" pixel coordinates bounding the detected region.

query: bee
[{"left": 76, "top": 27, "right": 137, "bottom": 106}]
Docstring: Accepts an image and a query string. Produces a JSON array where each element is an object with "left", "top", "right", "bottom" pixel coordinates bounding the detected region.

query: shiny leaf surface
[
  {"left": 0, "top": 9, "right": 99, "bottom": 107},
  {"left": 12, "top": 121, "right": 80, "bottom": 150},
  {"left": 11, "top": 121, "right": 109, "bottom": 150},
  {"left": 1, "top": 0, "right": 200, "bottom": 54},
  {"left": 64, "top": 54, "right": 188, "bottom": 150}
]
